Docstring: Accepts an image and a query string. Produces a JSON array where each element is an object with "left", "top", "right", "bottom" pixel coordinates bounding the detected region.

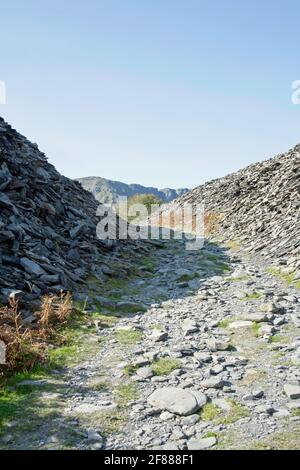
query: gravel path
[{"left": 2, "top": 239, "right": 300, "bottom": 450}]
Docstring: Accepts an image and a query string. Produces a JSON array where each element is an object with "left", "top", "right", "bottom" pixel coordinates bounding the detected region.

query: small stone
[
  {"left": 194, "top": 352, "right": 212, "bottom": 363},
  {"left": 136, "top": 366, "right": 154, "bottom": 379},
  {"left": 259, "top": 324, "right": 276, "bottom": 335},
  {"left": 1, "top": 434, "right": 13, "bottom": 444},
  {"left": 210, "top": 364, "right": 224, "bottom": 375},
  {"left": 163, "top": 442, "right": 180, "bottom": 450},
  {"left": 187, "top": 437, "right": 217, "bottom": 450},
  {"left": 147, "top": 387, "right": 207, "bottom": 416},
  {"left": 252, "top": 389, "right": 265, "bottom": 399},
  {"left": 181, "top": 414, "right": 200, "bottom": 425},
  {"left": 260, "top": 302, "right": 283, "bottom": 314},
  {"left": 182, "top": 319, "right": 198, "bottom": 334},
  {"left": 201, "top": 377, "right": 224, "bottom": 389},
  {"left": 273, "top": 409, "right": 290, "bottom": 418},
  {"left": 20, "top": 258, "right": 46, "bottom": 276},
  {"left": 206, "top": 337, "right": 231, "bottom": 351},
  {"left": 87, "top": 429, "right": 103, "bottom": 445},
  {"left": 255, "top": 405, "right": 275, "bottom": 415},
  {"left": 244, "top": 313, "right": 269, "bottom": 323},
  {"left": 284, "top": 384, "right": 300, "bottom": 400},
  {"left": 213, "top": 398, "right": 232, "bottom": 411},
  {"left": 229, "top": 321, "right": 253, "bottom": 330},
  {"left": 91, "top": 442, "right": 104, "bottom": 450},
  {"left": 160, "top": 411, "right": 174, "bottom": 421},
  {"left": 149, "top": 329, "right": 168, "bottom": 342}
]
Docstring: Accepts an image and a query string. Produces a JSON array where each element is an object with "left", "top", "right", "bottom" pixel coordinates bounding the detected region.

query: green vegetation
[
  {"left": 269, "top": 334, "right": 288, "bottom": 344},
  {"left": 225, "top": 240, "right": 241, "bottom": 251},
  {"left": 0, "top": 367, "right": 65, "bottom": 439},
  {"left": 266, "top": 266, "right": 300, "bottom": 289},
  {"left": 215, "top": 400, "right": 250, "bottom": 424},
  {"left": 252, "top": 322, "right": 260, "bottom": 337},
  {"left": 123, "top": 364, "right": 139, "bottom": 376},
  {"left": 240, "top": 292, "right": 262, "bottom": 301},
  {"left": 177, "top": 272, "right": 198, "bottom": 282},
  {"left": 140, "top": 256, "right": 157, "bottom": 274},
  {"left": 247, "top": 441, "right": 271, "bottom": 450},
  {"left": 203, "top": 431, "right": 219, "bottom": 439},
  {"left": 218, "top": 319, "right": 230, "bottom": 328},
  {"left": 90, "top": 313, "right": 119, "bottom": 328},
  {"left": 200, "top": 400, "right": 250, "bottom": 425},
  {"left": 262, "top": 427, "right": 300, "bottom": 450},
  {"left": 152, "top": 357, "right": 181, "bottom": 376},
  {"left": 152, "top": 323, "right": 164, "bottom": 330},
  {"left": 217, "top": 263, "right": 231, "bottom": 273},
  {"left": 115, "top": 329, "right": 143, "bottom": 345},
  {"left": 115, "top": 383, "right": 139, "bottom": 407},
  {"left": 200, "top": 403, "right": 221, "bottom": 421},
  {"left": 80, "top": 410, "right": 126, "bottom": 437},
  {"left": 87, "top": 377, "right": 110, "bottom": 392},
  {"left": 226, "top": 276, "right": 249, "bottom": 283},
  {"left": 127, "top": 193, "right": 162, "bottom": 222},
  {"left": 240, "top": 369, "right": 267, "bottom": 387},
  {"left": 47, "top": 311, "right": 101, "bottom": 369}
]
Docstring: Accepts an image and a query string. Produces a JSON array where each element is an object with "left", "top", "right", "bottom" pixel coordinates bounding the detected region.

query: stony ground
[{"left": 1, "top": 238, "right": 300, "bottom": 450}]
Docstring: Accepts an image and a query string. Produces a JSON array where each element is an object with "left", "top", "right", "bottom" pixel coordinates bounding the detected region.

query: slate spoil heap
[
  {"left": 174, "top": 145, "right": 300, "bottom": 269},
  {"left": 0, "top": 117, "right": 125, "bottom": 307}
]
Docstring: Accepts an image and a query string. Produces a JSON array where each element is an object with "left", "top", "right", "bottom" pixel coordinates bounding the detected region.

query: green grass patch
[
  {"left": 215, "top": 400, "right": 250, "bottom": 424},
  {"left": 152, "top": 323, "right": 164, "bottom": 330},
  {"left": 115, "top": 383, "right": 139, "bottom": 407},
  {"left": 218, "top": 319, "right": 231, "bottom": 328},
  {"left": 82, "top": 410, "right": 126, "bottom": 437},
  {"left": 269, "top": 335, "right": 289, "bottom": 344},
  {"left": 203, "top": 431, "right": 219, "bottom": 439},
  {"left": 140, "top": 256, "right": 157, "bottom": 274},
  {"left": 252, "top": 322, "right": 260, "bottom": 337},
  {"left": 225, "top": 240, "right": 240, "bottom": 251},
  {"left": 0, "top": 369, "right": 65, "bottom": 438},
  {"left": 200, "top": 403, "right": 221, "bottom": 421},
  {"left": 266, "top": 267, "right": 299, "bottom": 289},
  {"left": 262, "top": 427, "right": 300, "bottom": 450},
  {"left": 47, "top": 312, "right": 100, "bottom": 369},
  {"left": 152, "top": 358, "right": 181, "bottom": 376},
  {"left": 217, "top": 263, "right": 231, "bottom": 273},
  {"left": 90, "top": 312, "right": 119, "bottom": 328},
  {"left": 115, "top": 329, "right": 143, "bottom": 345},
  {"left": 240, "top": 292, "right": 262, "bottom": 302},
  {"left": 123, "top": 364, "right": 139, "bottom": 376}
]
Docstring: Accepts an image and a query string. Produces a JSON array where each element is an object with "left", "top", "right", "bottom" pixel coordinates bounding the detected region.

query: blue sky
[{"left": 0, "top": 0, "right": 299, "bottom": 188}]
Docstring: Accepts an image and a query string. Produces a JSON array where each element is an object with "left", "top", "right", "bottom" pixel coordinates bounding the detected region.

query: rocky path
[{"left": 1, "top": 239, "right": 300, "bottom": 450}]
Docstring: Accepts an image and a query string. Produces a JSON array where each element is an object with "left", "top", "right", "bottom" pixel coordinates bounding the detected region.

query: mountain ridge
[{"left": 76, "top": 176, "right": 189, "bottom": 204}]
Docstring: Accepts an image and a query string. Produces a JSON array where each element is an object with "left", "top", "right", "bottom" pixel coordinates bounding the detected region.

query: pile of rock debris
[
  {"left": 0, "top": 117, "right": 135, "bottom": 309},
  {"left": 174, "top": 145, "right": 300, "bottom": 271}
]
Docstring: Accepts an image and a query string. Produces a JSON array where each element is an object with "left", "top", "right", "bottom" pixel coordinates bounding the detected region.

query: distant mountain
[{"left": 76, "top": 176, "right": 189, "bottom": 204}]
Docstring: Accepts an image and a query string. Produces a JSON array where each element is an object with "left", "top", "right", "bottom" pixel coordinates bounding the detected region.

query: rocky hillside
[
  {"left": 0, "top": 118, "right": 138, "bottom": 308},
  {"left": 76, "top": 176, "right": 189, "bottom": 205},
  {"left": 173, "top": 145, "right": 300, "bottom": 270}
]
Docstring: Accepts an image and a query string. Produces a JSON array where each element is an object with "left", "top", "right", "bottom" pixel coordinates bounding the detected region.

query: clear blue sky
[{"left": 0, "top": 0, "right": 299, "bottom": 188}]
